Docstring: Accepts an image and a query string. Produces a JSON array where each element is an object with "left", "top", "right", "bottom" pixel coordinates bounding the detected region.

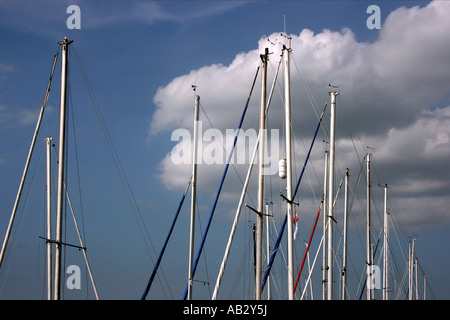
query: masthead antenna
[{"left": 281, "top": 12, "right": 291, "bottom": 48}]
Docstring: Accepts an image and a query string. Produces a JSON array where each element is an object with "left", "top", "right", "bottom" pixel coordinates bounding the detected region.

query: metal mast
[
  {"left": 256, "top": 48, "right": 268, "bottom": 300},
  {"left": 265, "top": 202, "right": 271, "bottom": 300},
  {"left": 54, "top": 37, "right": 72, "bottom": 300},
  {"left": 408, "top": 240, "right": 412, "bottom": 300},
  {"left": 383, "top": 184, "right": 389, "bottom": 300},
  {"left": 341, "top": 168, "right": 349, "bottom": 300},
  {"left": 45, "top": 137, "right": 53, "bottom": 300},
  {"left": 283, "top": 44, "right": 295, "bottom": 300},
  {"left": 322, "top": 151, "right": 329, "bottom": 300},
  {"left": 409, "top": 237, "right": 416, "bottom": 300},
  {"left": 212, "top": 137, "right": 257, "bottom": 300},
  {"left": 327, "top": 90, "right": 338, "bottom": 300},
  {"left": 415, "top": 257, "right": 419, "bottom": 300},
  {"left": 187, "top": 93, "right": 200, "bottom": 300},
  {"left": 366, "top": 153, "right": 372, "bottom": 300}
]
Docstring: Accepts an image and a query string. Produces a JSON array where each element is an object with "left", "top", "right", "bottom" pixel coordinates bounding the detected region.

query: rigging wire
[
  {"left": 0, "top": 143, "right": 45, "bottom": 295},
  {"left": 287, "top": 54, "right": 427, "bottom": 299},
  {"left": 141, "top": 178, "right": 191, "bottom": 300},
  {"left": 182, "top": 66, "right": 259, "bottom": 299},
  {"left": 70, "top": 45, "right": 171, "bottom": 294},
  {"left": 65, "top": 61, "right": 89, "bottom": 299}
]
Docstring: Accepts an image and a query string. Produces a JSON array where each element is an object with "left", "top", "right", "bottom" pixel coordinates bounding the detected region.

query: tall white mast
[
  {"left": 255, "top": 48, "right": 268, "bottom": 300},
  {"left": 415, "top": 257, "right": 419, "bottom": 300},
  {"left": 322, "top": 151, "right": 329, "bottom": 300},
  {"left": 366, "top": 153, "right": 372, "bottom": 300},
  {"left": 327, "top": 90, "right": 338, "bottom": 300},
  {"left": 45, "top": 137, "right": 53, "bottom": 300},
  {"left": 212, "top": 132, "right": 258, "bottom": 300},
  {"left": 341, "top": 168, "right": 349, "bottom": 300},
  {"left": 283, "top": 43, "right": 295, "bottom": 301},
  {"left": 408, "top": 240, "right": 412, "bottom": 300},
  {"left": 54, "top": 37, "right": 72, "bottom": 300},
  {"left": 383, "top": 184, "right": 389, "bottom": 300},
  {"left": 265, "top": 202, "right": 271, "bottom": 300},
  {"left": 187, "top": 93, "right": 200, "bottom": 300},
  {"left": 411, "top": 238, "right": 415, "bottom": 300}
]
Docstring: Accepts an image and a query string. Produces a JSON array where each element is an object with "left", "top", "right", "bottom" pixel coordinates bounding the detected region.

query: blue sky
[{"left": 0, "top": 0, "right": 449, "bottom": 300}]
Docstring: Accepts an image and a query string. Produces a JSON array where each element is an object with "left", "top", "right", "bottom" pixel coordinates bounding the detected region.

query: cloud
[
  {"left": 150, "top": 51, "right": 260, "bottom": 136},
  {"left": 0, "top": 104, "right": 40, "bottom": 128},
  {"left": 151, "top": 1, "right": 450, "bottom": 138},
  {"left": 150, "top": 1, "right": 450, "bottom": 231},
  {"left": 81, "top": 1, "right": 178, "bottom": 28},
  {"left": 0, "top": 1, "right": 247, "bottom": 37}
]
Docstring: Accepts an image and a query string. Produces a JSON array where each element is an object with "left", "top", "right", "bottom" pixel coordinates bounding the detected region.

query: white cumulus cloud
[{"left": 150, "top": 0, "right": 450, "bottom": 230}]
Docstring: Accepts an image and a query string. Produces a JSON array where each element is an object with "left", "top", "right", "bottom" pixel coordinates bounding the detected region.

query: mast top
[{"left": 58, "top": 37, "right": 73, "bottom": 46}]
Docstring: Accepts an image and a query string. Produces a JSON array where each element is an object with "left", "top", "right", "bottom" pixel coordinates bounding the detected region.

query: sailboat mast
[
  {"left": 415, "top": 258, "right": 419, "bottom": 299},
  {"left": 283, "top": 44, "right": 295, "bottom": 300},
  {"left": 327, "top": 90, "right": 338, "bottom": 300},
  {"left": 408, "top": 240, "right": 412, "bottom": 300},
  {"left": 54, "top": 37, "right": 72, "bottom": 300},
  {"left": 265, "top": 203, "right": 271, "bottom": 300},
  {"left": 383, "top": 184, "right": 389, "bottom": 300},
  {"left": 409, "top": 238, "right": 415, "bottom": 300},
  {"left": 255, "top": 48, "right": 268, "bottom": 300},
  {"left": 45, "top": 137, "right": 53, "bottom": 300},
  {"left": 366, "top": 153, "right": 372, "bottom": 300},
  {"left": 212, "top": 138, "right": 258, "bottom": 300},
  {"left": 322, "top": 151, "right": 329, "bottom": 300},
  {"left": 341, "top": 168, "right": 349, "bottom": 300},
  {"left": 187, "top": 94, "right": 200, "bottom": 300}
]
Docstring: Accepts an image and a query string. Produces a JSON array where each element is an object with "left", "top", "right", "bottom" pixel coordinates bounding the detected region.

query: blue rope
[
  {"left": 182, "top": 68, "right": 259, "bottom": 299},
  {"left": 141, "top": 178, "right": 191, "bottom": 300}
]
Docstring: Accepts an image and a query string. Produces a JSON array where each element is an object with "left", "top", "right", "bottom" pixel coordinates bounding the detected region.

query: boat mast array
[
  {"left": 0, "top": 38, "right": 99, "bottom": 300},
  {"left": 0, "top": 34, "right": 432, "bottom": 301}
]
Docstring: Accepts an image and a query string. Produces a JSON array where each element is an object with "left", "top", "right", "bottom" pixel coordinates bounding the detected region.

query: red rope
[{"left": 293, "top": 201, "right": 323, "bottom": 293}]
